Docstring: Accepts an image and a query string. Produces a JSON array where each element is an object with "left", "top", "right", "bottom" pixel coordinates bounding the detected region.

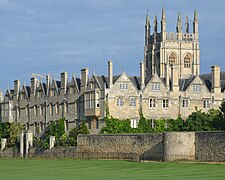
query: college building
[{"left": 0, "top": 8, "right": 224, "bottom": 134}]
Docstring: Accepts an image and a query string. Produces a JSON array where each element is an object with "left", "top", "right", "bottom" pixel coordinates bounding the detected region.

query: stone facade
[{"left": 0, "top": 8, "right": 225, "bottom": 134}]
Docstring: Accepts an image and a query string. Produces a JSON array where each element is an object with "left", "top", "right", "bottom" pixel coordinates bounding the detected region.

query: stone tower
[{"left": 144, "top": 8, "right": 200, "bottom": 79}]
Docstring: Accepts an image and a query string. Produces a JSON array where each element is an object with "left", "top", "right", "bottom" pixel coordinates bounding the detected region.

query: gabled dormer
[
  {"left": 69, "top": 76, "right": 80, "bottom": 94},
  {"left": 86, "top": 75, "right": 101, "bottom": 91},
  {"left": 4, "top": 89, "right": 13, "bottom": 101},
  {"left": 111, "top": 72, "right": 139, "bottom": 93},
  {"left": 36, "top": 82, "right": 46, "bottom": 98},
  {"left": 143, "top": 73, "right": 167, "bottom": 94},
  {"left": 49, "top": 79, "right": 60, "bottom": 96},
  {"left": 184, "top": 75, "right": 211, "bottom": 95},
  {"left": 20, "top": 84, "right": 30, "bottom": 100}
]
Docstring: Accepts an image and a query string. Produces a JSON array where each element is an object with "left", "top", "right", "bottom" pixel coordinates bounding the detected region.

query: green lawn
[{"left": 0, "top": 159, "right": 225, "bottom": 180}]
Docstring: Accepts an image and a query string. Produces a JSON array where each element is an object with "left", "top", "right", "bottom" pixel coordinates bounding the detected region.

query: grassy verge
[{"left": 0, "top": 159, "right": 224, "bottom": 180}]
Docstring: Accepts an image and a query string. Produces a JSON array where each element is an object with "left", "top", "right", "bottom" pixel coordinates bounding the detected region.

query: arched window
[
  {"left": 169, "top": 53, "right": 176, "bottom": 66},
  {"left": 184, "top": 54, "right": 191, "bottom": 68}
]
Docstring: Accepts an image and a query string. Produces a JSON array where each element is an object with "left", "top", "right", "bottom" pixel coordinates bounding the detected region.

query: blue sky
[{"left": 0, "top": 0, "right": 225, "bottom": 93}]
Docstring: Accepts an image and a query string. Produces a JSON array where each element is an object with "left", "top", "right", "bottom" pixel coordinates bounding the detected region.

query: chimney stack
[
  {"left": 171, "top": 65, "right": 179, "bottom": 92},
  {"left": 211, "top": 65, "right": 221, "bottom": 94},
  {"left": 140, "top": 62, "right": 145, "bottom": 90},
  {"left": 30, "top": 77, "right": 37, "bottom": 98},
  {"left": 14, "top": 80, "right": 20, "bottom": 100},
  {"left": 60, "top": 72, "right": 68, "bottom": 94},
  {"left": 46, "top": 75, "right": 50, "bottom": 96},
  {"left": 165, "top": 64, "right": 170, "bottom": 89},
  {"left": 81, "top": 68, "right": 89, "bottom": 92},
  {"left": 108, "top": 61, "right": 113, "bottom": 88}
]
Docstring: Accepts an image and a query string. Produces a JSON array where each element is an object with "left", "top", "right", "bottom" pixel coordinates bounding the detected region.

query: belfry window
[
  {"left": 169, "top": 53, "right": 176, "bottom": 66},
  {"left": 184, "top": 54, "right": 191, "bottom": 68}
]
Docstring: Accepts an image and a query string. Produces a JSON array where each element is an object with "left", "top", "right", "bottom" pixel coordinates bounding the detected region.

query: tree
[
  {"left": 184, "top": 109, "right": 215, "bottom": 131},
  {"left": 8, "top": 123, "right": 23, "bottom": 147}
]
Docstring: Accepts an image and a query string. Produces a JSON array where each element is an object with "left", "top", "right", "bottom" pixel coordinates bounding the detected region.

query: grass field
[{"left": 0, "top": 159, "right": 225, "bottom": 180}]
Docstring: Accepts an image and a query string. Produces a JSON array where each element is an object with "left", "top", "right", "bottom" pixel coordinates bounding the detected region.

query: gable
[
  {"left": 143, "top": 74, "right": 167, "bottom": 93},
  {"left": 86, "top": 75, "right": 101, "bottom": 90},
  {"left": 113, "top": 73, "right": 139, "bottom": 91},
  {"left": 185, "top": 76, "right": 210, "bottom": 94},
  {"left": 69, "top": 76, "right": 80, "bottom": 93}
]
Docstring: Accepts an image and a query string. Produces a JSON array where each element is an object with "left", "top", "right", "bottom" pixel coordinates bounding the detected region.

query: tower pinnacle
[
  {"left": 185, "top": 16, "right": 189, "bottom": 33},
  {"left": 176, "top": 12, "right": 182, "bottom": 33},
  {"left": 154, "top": 15, "right": 158, "bottom": 33}
]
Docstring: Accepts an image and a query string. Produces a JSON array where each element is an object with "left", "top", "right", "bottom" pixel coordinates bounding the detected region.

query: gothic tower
[{"left": 144, "top": 8, "right": 200, "bottom": 79}]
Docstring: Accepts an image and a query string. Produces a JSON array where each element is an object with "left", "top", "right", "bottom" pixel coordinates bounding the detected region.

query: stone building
[{"left": 0, "top": 8, "right": 224, "bottom": 134}]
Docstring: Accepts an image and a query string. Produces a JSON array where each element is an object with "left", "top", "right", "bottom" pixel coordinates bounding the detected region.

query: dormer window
[
  {"left": 120, "top": 83, "right": 128, "bottom": 90},
  {"left": 193, "top": 85, "right": 201, "bottom": 92},
  {"left": 151, "top": 83, "right": 161, "bottom": 91}
]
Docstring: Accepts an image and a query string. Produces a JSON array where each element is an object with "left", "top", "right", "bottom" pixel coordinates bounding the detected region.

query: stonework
[
  {"left": 195, "top": 132, "right": 225, "bottom": 162},
  {"left": 0, "top": 8, "right": 224, "bottom": 134},
  {"left": 163, "top": 132, "right": 195, "bottom": 161},
  {"left": 77, "top": 134, "right": 164, "bottom": 160}
]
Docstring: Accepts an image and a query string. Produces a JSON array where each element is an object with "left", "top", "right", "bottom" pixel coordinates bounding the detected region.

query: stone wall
[
  {"left": 164, "top": 132, "right": 195, "bottom": 161},
  {"left": 0, "top": 147, "right": 19, "bottom": 158},
  {"left": 195, "top": 132, "right": 225, "bottom": 162},
  {"left": 77, "top": 133, "right": 164, "bottom": 161},
  {"left": 28, "top": 147, "right": 77, "bottom": 158},
  {"left": 1, "top": 132, "right": 225, "bottom": 162}
]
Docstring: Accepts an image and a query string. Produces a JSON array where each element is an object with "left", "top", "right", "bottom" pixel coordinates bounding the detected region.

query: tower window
[
  {"left": 169, "top": 53, "right": 176, "bottom": 66},
  {"left": 184, "top": 54, "right": 191, "bottom": 68}
]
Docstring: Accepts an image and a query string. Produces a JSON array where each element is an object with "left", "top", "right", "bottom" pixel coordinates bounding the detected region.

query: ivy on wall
[{"left": 102, "top": 102, "right": 225, "bottom": 134}]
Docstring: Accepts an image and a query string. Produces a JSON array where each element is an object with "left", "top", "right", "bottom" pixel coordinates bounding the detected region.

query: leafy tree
[
  {"left": 8, "top": 123, "right": 23, "bottom": 147},
  {"left": 137, "top": 116, "right": 153, "bottom": 133},
  {"left": 167, "top": 117, "right": 184, "bottom": 132},
  {"left": 184, "top": 109, "right": 215, "bottom": 131}
]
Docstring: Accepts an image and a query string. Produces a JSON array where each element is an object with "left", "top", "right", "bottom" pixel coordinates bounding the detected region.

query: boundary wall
[{"left": 1, "top": 132, "right": 225, "bottom": 161}]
